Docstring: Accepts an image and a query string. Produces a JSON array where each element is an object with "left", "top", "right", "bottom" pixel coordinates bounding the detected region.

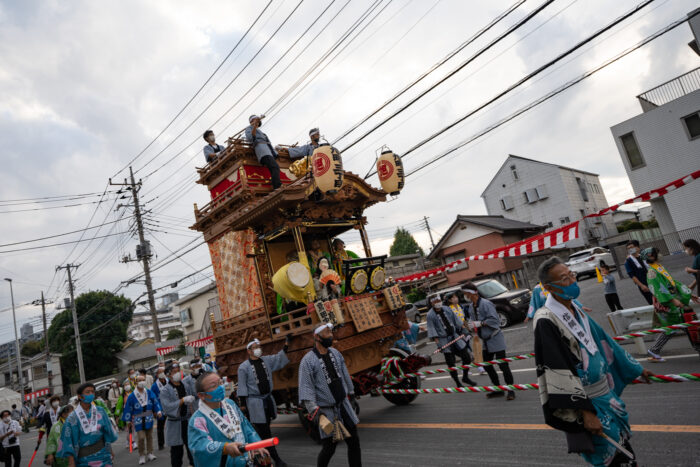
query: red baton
[{"left": 240, "top": 437, "right": 279, "bottom": 452}]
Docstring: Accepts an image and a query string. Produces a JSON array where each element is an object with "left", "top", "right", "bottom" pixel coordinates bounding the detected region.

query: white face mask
[
  {"left": 2, "top": 417, "right": 10, "bottom": 423},
  {"left": 52, "top": 401, "right": 60, "bottom": 409},
  {"left": 252, "top": 348, "right": 263, "bottom": 358},
  {"left": 172, "top": 372, "right": 182, "bottom": 382},
  {"left": 137, "top": 382, "right": 146, "bottom": 389},
  {"left": 112, "top": 384, "right": 117, "bottom": 388},
  {"left": 629, "top": 248, "right": 638, "bottom": 255},
  {"left": 124, "top": 385, "right": 132, "bottom": 392}
]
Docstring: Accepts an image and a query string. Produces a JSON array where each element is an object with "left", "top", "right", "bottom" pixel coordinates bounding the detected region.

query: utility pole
[
  {"left": 3, "top": 279, "right": 25, "bottom": 408},
  {"left": 110, "top": 167, "right": 161, "bottom": 342},
  {"left": 37, "top": 292, "right": 53, "bottom": 394},
  {"left": 56, "top": 263, "right": 85, "bottom": 383},
  {"left": 423, "top": 216, "right": 436, "bottom": 250}
]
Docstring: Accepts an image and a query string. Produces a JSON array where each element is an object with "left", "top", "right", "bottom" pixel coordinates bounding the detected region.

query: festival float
[{"left": 190, "top": 135, "right": 428, "bottom": 437}]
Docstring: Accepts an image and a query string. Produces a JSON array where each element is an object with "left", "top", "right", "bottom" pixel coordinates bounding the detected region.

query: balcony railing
[{"left": 636, "top": 67, "right": 700, "bottom": 111}]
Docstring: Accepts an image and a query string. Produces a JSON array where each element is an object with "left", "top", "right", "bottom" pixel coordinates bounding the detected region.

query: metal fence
[{"left": 636, "top": 66, "right": 700, "bottom": 110}]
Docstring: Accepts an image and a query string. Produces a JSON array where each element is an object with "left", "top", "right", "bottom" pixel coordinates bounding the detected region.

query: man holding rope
[
  {"left": 426, "top": 295, "right": 478, "bottom": 388},
  {"left": 534, "top": 257, "right": 654, "bottom": 467}
]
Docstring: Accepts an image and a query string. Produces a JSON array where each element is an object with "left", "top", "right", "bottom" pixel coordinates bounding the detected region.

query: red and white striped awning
[
  {"left": 25, "top": 388, "right": 50, "bottom": 401},
  {"left": 156, "top": 346, "right": 176, "bottom": 356},
  {"left": 395, "top": 169, "right": 700, "bottom": 283},
  {"left": 185, "top": 335, "right": 213, "bottom": 348}
]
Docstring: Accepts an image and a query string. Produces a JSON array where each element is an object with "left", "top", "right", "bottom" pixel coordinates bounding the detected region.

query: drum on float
[{"left": 272, "top": 261, "right": 312, "bottom": 303}]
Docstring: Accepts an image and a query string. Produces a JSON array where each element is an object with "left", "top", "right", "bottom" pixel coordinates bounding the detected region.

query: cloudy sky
[{"left": 1, "top": 0, "right": 698, "bottom": 341}]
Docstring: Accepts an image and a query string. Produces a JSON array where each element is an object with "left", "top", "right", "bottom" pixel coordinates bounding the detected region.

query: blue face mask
[
  {"left": 81, "top": 394, "right": 95, "bottom": 404},
  {"left": 204, "top": 384, "right": 226, "bottom": 403},
  {"left": 549, "top": 282, "right": 580, "bottom": 301}
]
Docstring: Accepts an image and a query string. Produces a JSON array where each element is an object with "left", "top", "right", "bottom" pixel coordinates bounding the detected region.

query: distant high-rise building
[{"left": 20, "top": 322, "right": 33, "bottom": 340}]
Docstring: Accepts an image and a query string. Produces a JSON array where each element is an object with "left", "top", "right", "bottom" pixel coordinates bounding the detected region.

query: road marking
[
  {"left": 271, "top": 422, "right": 700, "bottom": 433},
  {"left": 423, "top": 353, "right": 698, "bottom": 381}
]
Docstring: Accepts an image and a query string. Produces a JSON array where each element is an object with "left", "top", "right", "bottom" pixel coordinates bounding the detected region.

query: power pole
[
  {"left": 110, "top": 167, "right": 161, "bottom": 342},
  {"left": 56, "top": 264, "right": 85, "bottom": 383},
  {"left": 423, "top": 216, "right": 436, "bottom": 250},
  {"left": 38, "top": 292, "right": 53, "bottom": 394},
  {"left": 3, "top": 279, "right": 25, "bottom": 408}
]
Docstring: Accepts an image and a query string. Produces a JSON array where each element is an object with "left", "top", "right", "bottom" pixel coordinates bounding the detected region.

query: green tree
[
  {"left": 48, "top": 290, "right": 134, "bottom": 384},
  {"left": 389, "top": 227, "right": 424, "bottom": 257},
  {"left": 406, "top": 288, "right": 426, "bottom": 303},
  {"left": 166, "top": 329, "right": 183, "bottom": 340},
  {"left": 21, "top": 340, "right": 43, "bottom": 357}
]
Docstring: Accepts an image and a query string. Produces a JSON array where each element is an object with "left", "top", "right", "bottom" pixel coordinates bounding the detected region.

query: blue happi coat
[
  {"left": 534, "top": 295, "right": 643, "bottom": 466},
  {"left": 298, "top": 347, "right": 359, "bottom": 439},
  {"left": 122, "top": 388, "right": 162, "bottom": 432},
  {"left": 188, "top": 398, "right": 260, "bottom": 467},
  {"left": 237, "top": 349, "right": 289, "bottom": 423},
  {"left": 58, "top": 404, "right": 118, "bottom": 467}
]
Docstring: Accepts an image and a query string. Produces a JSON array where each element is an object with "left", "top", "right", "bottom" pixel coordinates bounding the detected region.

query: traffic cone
[{"left": 595, "top": 267, "right": 603, "bottom": 283}]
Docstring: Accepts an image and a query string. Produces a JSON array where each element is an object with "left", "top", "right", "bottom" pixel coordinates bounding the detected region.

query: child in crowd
[{"left": 601, "top": 264, "right": 623, "bottom": 312}]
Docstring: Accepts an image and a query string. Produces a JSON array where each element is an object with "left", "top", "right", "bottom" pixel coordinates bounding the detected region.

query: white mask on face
[
  {"left": 2, "top": 417, "right": 10, "bottom": 423},
  {"left": 137, "top": 382, "right": 146, "bottom": 389},
  {"left": 124, "top": 385, "right": 132, "bottom": 392},
  {"left": 252, "top": 348, "right": 263, "bottom": 358},
  {"left": 172, "top": 372, "right": 182, "bottom": 382},
  {"left": 112, "top": 383, "right": 117, "bottom": 388},
  {"left": 52, "top": 401, "right": 60, "bottom": 409}
]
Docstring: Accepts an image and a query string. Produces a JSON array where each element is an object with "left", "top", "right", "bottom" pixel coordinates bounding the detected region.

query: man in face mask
[
  {"left": 244, "top": 114, "right": 281, "bottom": 190},
  {"left": 151, "top": 368, "right": 168, "bottom": 451},
  {"left": 237, "top": 337, "right": 291, "bottom": 466},
  {"left": 462, "top": 284, "right": 515, "bottom": 400},
  {"left": 426, "top": 295, "right": 478, "bottom": 388},
  {"left": 160, "top": 364, "right": 196, "bottom": 467},
  {"left": 624, "top": 240, "right": 653, "bottom": 305},
  {"left": 298, "top": 323, "right": 361, "bottom": 467},
  {"left": 0, "top": 409, "right": 22, "bottom": 467},
  {"left": 42, "top": 395, "right": 62, "bottom": 433},
  {"left": 124, "top": 369, "right": 137, "bottom": 396},
  {"left": 288, "top": 127, "right": 322, "bottom": 159},
  {"left": 122, "top": 375, "right": 163, "bottom": 464},
  {"left": 107, "top": 379, "right": 121, "bottom": 411}
]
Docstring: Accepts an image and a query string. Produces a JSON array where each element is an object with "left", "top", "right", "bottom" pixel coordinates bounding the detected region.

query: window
[
  {"left": 510, "top": 164, "right": 519, "bottom": 180},
  {"left": 499, "top": 195, "right": 514, "bottom": 211},
  {"left": 443, "top": 251, "right": 468, "bottom": 271},
  {"left": 576, "top": 177, "right": 589, "bottom": 202},
  {"left": 682, "top": 112, "right": 700, "bottom": 139},
  {"left": 535, "top": 184, "right": 548, "bottom": 199},
  {"left": 560, "top": 216, "right": 570, "bottom": 225},
  {"left": 619, "top": 132, "right": 645, "bottom": 169},
  {"left": 33, "top": 365, "right": 46, "bottom": 379},
  {"left": 179, "top": 308, "right": 192, "bottom": 323},
  {"left": 524, "top": 189, "right": 538, "bottom": 204}
]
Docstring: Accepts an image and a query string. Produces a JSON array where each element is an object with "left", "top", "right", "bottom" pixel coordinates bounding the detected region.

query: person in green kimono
[
  {"left": 641, "top": 247, "right": 700, "bottom": 362},
  {"left": 45, "top": 405, "right": 73, "bottom": 466}
]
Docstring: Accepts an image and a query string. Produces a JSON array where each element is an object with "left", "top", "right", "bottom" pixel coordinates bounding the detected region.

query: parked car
[
  {"left": 428, "top": 279, "right": 530, "bottom": 328},
  {"left": 405, "top": 304, "right": 422, "bottom": 323},
  {"left": 567, "top": 247, "right": 614, "bottom": 279}
]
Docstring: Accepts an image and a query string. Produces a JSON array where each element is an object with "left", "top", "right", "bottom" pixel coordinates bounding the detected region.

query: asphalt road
[{"left": 14, "top": 253, "right": 699, "bottom": 466}]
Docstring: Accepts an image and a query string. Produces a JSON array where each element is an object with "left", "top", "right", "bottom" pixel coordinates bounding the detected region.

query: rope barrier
[
  {"left": 612, "top": 321, "right": 700, "bottom": 340},
  {"left": 378, "top": 373, "right": 700, "bottom": 395}
]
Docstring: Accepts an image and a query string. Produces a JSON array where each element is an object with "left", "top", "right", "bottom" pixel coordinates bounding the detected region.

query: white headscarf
[
  {"left": 246, "top": 338, "right": 260, "bottom": 349},
  {"left": 314, "top": 322, "right": 333, "bottom": 335}
]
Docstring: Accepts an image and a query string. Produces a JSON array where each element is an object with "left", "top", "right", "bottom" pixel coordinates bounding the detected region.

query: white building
[
  {"left": 609, "top": 11, "right": 700, "bottom": 239},
  {"left": 127, "top": 293, "right": 183, "bottom": 342},
  {"left": 171, "top": 282, "right": 220, "bottom": 342},
  {"left": 0, "top": 353, "right": 64, "bottom": 399},
  {"left": 481, "top": 155, "right": 617, "bottom": 248}
]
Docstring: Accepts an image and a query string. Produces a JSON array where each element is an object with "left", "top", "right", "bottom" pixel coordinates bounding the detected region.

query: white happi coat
[{"left": 237, "top": 349, "right": 289, "bottom": 424}]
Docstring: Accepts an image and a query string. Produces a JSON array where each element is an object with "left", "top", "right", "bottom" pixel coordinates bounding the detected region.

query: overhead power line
[
  {"left": 111, "top": 0, "right": 274, "bottom": 178},
  {"left": 339, "top": 0, "right": 556, "bottom": 154},
  {"left": 0, "top": 217, "right": 126, "bottom": 248},
  {"left": 405, "top": 6, "right": 694, "bottom": 178},
  {"left": 331, "top": 0, "right": 526, "bottom": 146},
  {"left": 0, "top": 231, "right": 129, "bottom": 254},
  {"left": 0, "top": 191, "right": 119, "bottom": 205}
]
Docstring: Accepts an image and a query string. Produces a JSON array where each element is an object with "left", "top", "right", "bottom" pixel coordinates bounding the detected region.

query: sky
[{"left": 1, "top": 0, "right": 698, "bottom": 342}]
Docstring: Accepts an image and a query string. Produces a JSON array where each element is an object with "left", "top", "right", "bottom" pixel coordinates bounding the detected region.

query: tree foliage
[
  {"left": 389, "top": 227, "right": 424, "bottom": 257},
  {"left": 167, "top": 329, "right": 183, "bottom": 340},
  {"left": 406, "top": 288, "right": 426, "bottom": 303},
  {"left": 21, "top": 340, "right": 43, "bottom": 357},
  {"left": 48, "top": 290, "right": 134, "bottom": 384}
]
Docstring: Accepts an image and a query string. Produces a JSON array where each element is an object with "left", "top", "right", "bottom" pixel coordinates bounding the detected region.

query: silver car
[{"left": 567, "top": 247, "right": 614, "bottom": 279}]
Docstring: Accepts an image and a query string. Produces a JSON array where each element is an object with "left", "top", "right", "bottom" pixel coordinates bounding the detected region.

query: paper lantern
[
  {"left": 376, "top": 150, "right": 404, "bottom": 195},
  {"left": 272, "top": 262, "right": 312, "bottom": 303},
  {"left": 312, "top": 144, "right": 344, "bottom": 194}
]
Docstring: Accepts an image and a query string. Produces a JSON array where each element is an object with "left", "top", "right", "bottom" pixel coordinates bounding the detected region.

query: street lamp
[{"left": 4, "top": 278, "right": 26, "bottom": 409}]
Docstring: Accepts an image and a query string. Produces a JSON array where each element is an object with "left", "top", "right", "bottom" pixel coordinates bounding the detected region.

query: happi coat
[
  {"left": 45, "top": 417, "right": 69, "bottom": 467},
  {"left": 58, "top": 403, "right": 118, "bottom": 467},
  {"left": 426, "top": 306, "right": 467, "bottom": 352},
  {"left": 288, "top": 142, "right": 318, "bottom": 159},
  {"left": 122, "top": 388, "right": 162, "bottom": 432},
  {"left": 646, "top": 263, "right": 693, "bottom": 329},
  {"left": 187, "top": 398, "right": 260, "bottom": 467},
  {"left": 534, "top": 295, "right": 643, "bottom": 466},
  {"left": 160, "top": 381, "right": 196, "bottom": 447},
  {"left": 298, "top": 347, "right": 359, "bottom": 439},
  {"left": 244, "top": 125, "right": 278, "bottom": 162},
  {"left": 237, "top": 349, "right": 289, "bottom": 423},
  {"left": 470, "top": 298, "right": 506, "bottom": 353}
]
